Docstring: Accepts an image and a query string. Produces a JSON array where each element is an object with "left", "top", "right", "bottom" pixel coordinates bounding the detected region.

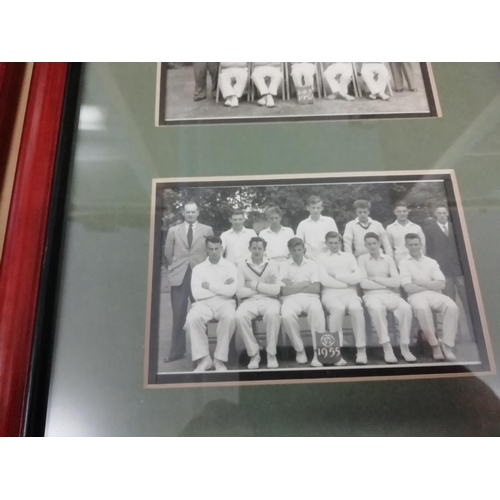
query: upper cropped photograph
[{"left": 156, "top": 62, "right": 441, "bottom": 125}]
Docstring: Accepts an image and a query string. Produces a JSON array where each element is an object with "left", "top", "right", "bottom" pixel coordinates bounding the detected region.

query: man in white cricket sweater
[
  {"left": 316, "top": 231, "right": 366, "bottom": 365},
  {"left": 251, "top": 62, "right": 283, "bottom": 108},
  {"left": 185, "top": 236, "right": 238, "bottom": 372},
  {"left": 358, "top": 232, "right": 416, "bottom": 364},
  {"left": 259, "top": 206, "right": 294, "bottom": 267},
  {"left": 399, "top": 233, "right": 459, "bottom": 362},
  {"left": 236, "top": 237, "right": 281, "bottom": 369},
  {"left": 386, "top": 201, "right": 426, "bottom": 264},
  {"left": 343, "top": 199, "right": 392, "bottom": 258},
  {"left": 279, "top": 237, "right": 327, "bottom": 367},
  {"left": 296, "top": 195, "right": 338, "bottom": 261},
  {"left": 220, "top": 209, "right": 257, "bottom": 266}
]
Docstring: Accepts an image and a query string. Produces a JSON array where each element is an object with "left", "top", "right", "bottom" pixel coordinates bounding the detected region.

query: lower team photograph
[{"left": 145, "top": 171, "right": 494, "bottom": 387}]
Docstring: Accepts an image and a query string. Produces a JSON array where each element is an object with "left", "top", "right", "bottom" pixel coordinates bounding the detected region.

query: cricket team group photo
[
  {"left": 157, "top": 62, "right": 439, "bottom": 125},
  {"left": 146, "top": 173, "right": 487, "bottom": 385}
]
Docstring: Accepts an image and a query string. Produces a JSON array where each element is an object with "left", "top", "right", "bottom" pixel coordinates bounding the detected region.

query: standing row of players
[{"left": 165, "top": 196, "right": 471, "bottom": 371}]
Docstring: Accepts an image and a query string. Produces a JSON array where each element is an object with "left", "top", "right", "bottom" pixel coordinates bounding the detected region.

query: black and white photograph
[
  {"left": 156, "top": 62, "right": 441, "bottom": 126},
  {"left": 145, "top": 171, "right": 494, "bottom": 387}
]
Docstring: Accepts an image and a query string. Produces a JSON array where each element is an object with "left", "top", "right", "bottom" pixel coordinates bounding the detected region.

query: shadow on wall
[{"left": 178, "top": 375, "right": 500, "bottom": 436}]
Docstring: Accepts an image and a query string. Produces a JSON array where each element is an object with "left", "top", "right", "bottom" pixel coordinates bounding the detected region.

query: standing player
[
  {"left": 259, "top": 206, "right": 294, "bottom": 267},
  {"left": 279, "top": 238, "right": 327, "bottom": 367},
  {"left": 236, "top": 237, "right": 281, "bottom": 369},
  {"left": 296, "top": 195, "right": 338, "bottom": 260},
  {"left": 220, "top": 209, "right": 257, "bottom": 266},
  {"left": 343, "top": 199, "right": 392, "bottom": 258},
  {"left": 358, "top": 233, "right": 416, "bottom": 363},
  {"left": 386, "top": 201, "right": 426, "bottom": 264},
  {"left": 316, "top": 232, "right": 366, "bottom": 365},
  {"left": 399, "top": 233, "right": 459, "bottom": 362},
  {"left": 185, "top": 237, "right": 238, "bottom": 372}
]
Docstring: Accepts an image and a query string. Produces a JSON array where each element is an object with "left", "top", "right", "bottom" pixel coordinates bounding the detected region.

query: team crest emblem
[{"left": 321, "top": 334, "right": 336, "bottom": 348}]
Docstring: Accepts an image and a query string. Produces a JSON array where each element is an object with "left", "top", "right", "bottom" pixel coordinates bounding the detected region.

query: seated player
[
  {"left": 399, "top": 233, "right": 459, "bottom": 362},
  {"left": 279, "top": 238, "right": 327, "bottom": 367},
  {"left": 218, "top": 62, "right": 249, "bottom": 107},
  {"left": 251, "top": 62, "right": 283, "bottom": 108},
  {"left": 323, "top": 62, "right": 355, "bottom": 101},
  {"left": 220, "top": 209, "right": 257, "bottom": 266},
  {"left": 296, "top": 195, "right": 338, "bottom": 261},
  {"left": 386, "top": 201, "right": 426, "bottom": 264},
  {"left": 259, "top": 206, "right": 294, "bottom": 267},
  {"left": 290, "top": 62, "right": 317, "bottom": 90},
  {"left": 358, "top": 233, "right": 416, "bottom": 363},
  {"left": 360, "top": 62, "right": 391, "bottom": 101},
  {"left": 316, "top": 232, "right": 366, "bottom": 365},
  {"left": 236, "top": 237, "right": 281, "bottom": 369},
  {"left": 185, "top": 236, "right": 238, "bottom": 372},
  {"left": 343, "top": 199, "right": 392, "bottom": 258}
]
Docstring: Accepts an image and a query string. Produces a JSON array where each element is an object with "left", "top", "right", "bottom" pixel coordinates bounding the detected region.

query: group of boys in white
[
  {"left": 213, "top": 62, "right": 415, "bottom": 108},
  {"left": 175, "top": 196, "right": 462, "bottom": 372}
]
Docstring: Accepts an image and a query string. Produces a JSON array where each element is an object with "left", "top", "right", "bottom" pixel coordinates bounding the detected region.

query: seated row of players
[
  {"left": 217, "top": 62, "right": 412, "bottom": 108},
  {"left": 186, "top": 231, "right": 459, "bottom": 372}
]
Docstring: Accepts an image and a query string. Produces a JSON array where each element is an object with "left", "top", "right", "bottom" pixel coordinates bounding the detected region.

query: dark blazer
[
  {"left": 164, "top": 222, "right": 213, "bottom": 286},
  {"left": 424, "top": 221, "right": 463, "bottom": 277}
]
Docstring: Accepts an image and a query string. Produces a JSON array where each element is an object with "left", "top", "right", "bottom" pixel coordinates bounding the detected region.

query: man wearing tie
[
  {"left": 424, "top": 205, "right": 473, "bottom": 339},
  {"left": 164, "top": 201, "right": 214, "bottom": 362}
]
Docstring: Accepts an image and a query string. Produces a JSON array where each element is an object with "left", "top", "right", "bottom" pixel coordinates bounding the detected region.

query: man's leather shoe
[{"left": 165, "top": 353, "right": 184, "bottom": 363}]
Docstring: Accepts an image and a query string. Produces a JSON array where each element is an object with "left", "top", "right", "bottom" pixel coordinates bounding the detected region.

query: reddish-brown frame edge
[{"left": 0, "top": 62, "right": 68, "bottom": 437}]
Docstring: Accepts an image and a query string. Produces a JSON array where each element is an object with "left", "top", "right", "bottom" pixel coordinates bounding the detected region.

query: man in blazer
[
  {"left": 164, "top": 201, "right": 214, "bottom": 361},
  {"left": 424, "top": 205, "right": 473, "bottom": 339}
]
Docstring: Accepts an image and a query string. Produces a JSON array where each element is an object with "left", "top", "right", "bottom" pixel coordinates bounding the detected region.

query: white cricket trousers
[
  {"left": 291, "top": 63, "right": 317, "bottom": 88},
  {"left": 323, "top": 63, "right": 353, "bottom": 95},
  {"left": 322, "top": 292, "right": 366, "bottom": 348},
  {"left": 363, "top": 292, "right": 412, "bottom": 345},
  {"left": 251, "top": 66, "right": 282, "bottom": 96},
  {"left": 281, "top": 293, "right": 326, "bottom": 352},
  {"left": 185, "top": 297, "right": 236, "bottom": 361},
  {"left": 361, "top": 63, "right": 390, "bottom": 95},
  {"left": 236, "top": 298, "right": 281, "bottom": 356},
  {"left": 219, "top": 67, "right": 248, "bottom": 99},
  {"left": 408, "top": 291, "right": 459, "bottom": 347}
]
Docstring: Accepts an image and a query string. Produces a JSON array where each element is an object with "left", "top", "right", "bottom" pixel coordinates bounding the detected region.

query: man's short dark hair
[
  {"left": 394, "top": 201, "right": 408, "bottom": 209},
  {"left": 183, "top": 200, "right": 199, "bottom": 210},
  {"left": 364, "top": 232, "right": 380, "bottom": 241},
  {"left": 287, "top": 237, "right": 305, "bottom": 250},
  {"left": 206, "top": 236, "right": 222, "bottom": 246},
  {"left": 306, "top": 195, "right": 323, "bottom": 206},
  {"left": 266, "top": 206, "right": 283, "bottom": 217},
  {"left": 230, "top": 209, "right": 245, "bottom": 218},
  {"left": 405, "top": 233, "right": 421, "bottom": 243},
  {"left": 249, "top": 236, "right": 267, "bottom": 249},
  {"left": 433, "top": 204, "right": 449, "bottom": 213},
  {"left": 354, "top": 199, "right": 371, "bottom": 210},
  {"left": 325, "top": 231, "right": 342, "bottom": 242}
]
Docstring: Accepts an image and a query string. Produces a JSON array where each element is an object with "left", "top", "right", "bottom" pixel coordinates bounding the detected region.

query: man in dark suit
[
  {"left": 193, "top": 63, "right": 219, "bottom": 101},
  {"left": 424, "top": 205, "right": 473, "bottom": 339},
  {"left": 164, "top": 201, "right": 214, "bottom": 361}
]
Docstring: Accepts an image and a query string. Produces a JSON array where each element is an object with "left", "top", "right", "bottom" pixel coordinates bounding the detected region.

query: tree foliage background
[{"left": 160, "top": 181, "right": 447, "bottom": 265}]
